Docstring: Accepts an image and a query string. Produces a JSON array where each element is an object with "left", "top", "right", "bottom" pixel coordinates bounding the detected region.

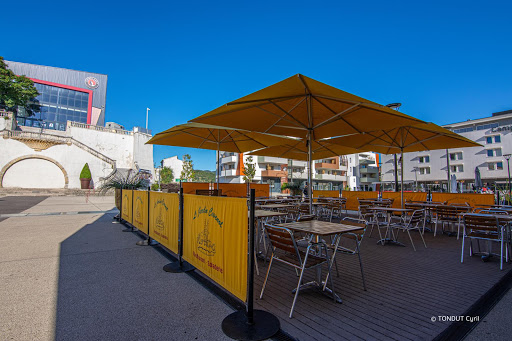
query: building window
[
  {"left": 486, "top": 135, "right": 501, "bottom": 144},
  {"left": 449, "top": 152, "right": 463, "bottom": 161},
  {"left": 22, "top": 83, "right": 89, "bottom": 131},
  {"left": 477, "top": 123, "right": 499, "bottom": 131},
  {"left": 418, "top": 156, "right": 430, "bottom": 163},
  {"left": 419, "top": 167, "right": 430, "bottom": 175},
  {"left": 488, "top": 162, "right": 504, "bottom": 171},
  {"left": 487, "top": 148, "right": 502, "bottom": 157},
  {"left": 451, "top": 165, "right": 464, "bottom": 172},
  {"left": 454, "top": 127, "right": 474, "bottom": 133}
]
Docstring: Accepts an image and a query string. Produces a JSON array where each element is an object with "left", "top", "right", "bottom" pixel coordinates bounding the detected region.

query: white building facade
[
  {"left": 218, "top": 151, "right": 378, "bottom": 194},
  {"left": 155, "top": 156, "right": 184, "bottom": 183},
  {"left": 0, "top": 112, "right": 153, "bottom": 189},
  {"left": 380, "top": 110, "right": 512, "bottom": 192}
]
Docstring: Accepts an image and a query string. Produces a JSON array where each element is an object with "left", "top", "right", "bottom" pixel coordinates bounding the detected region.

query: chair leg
[
  {"left": 500, "top": 232, "right": 504, "bottom": 271},
  {"left": 406, "top": 229, "right": 417, "bottom": 251},
  {"left": 418, "top": 228, "right": 427, "bottom": 249},
  {"left": 260, "top": 256, "right": 274, "bottom": 299},
  {"left": 461, "top": 234, "right": 465, "bottom": 263},
  {"left": 290, "top": 263, "right": 307, "bottom": 318},
  {"left": 434, "top": 219, "right": 438, "bottom": 237},
  {"left": 355, "top": 241, "right": 367, "bottom": 291}
]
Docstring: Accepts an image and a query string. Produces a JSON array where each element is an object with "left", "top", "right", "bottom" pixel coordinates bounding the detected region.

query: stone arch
[{"left": 0, "top": 155, "right": 69, "bottom": 188}]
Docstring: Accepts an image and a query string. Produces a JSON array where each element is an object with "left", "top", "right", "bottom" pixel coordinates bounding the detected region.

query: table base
[
  {"left": 292, "top": 281, "right": 343, "bottom": 304},
  {"left": 377, "top": 238, "right": 406, "bottom": 247}
]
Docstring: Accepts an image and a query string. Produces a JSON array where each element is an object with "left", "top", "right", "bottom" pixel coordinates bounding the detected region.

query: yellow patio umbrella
[
  {"left": 248, "top": 139, "right": 357, "bottom": 161},
  {"left": 146, "top": 122, "right": 297, "bottom": 188},
  {"left": 327, "top": 123, "right": 481, "bottom": 206},
  {"left": 189, "top": 74, "right": 425, "bottom": 209}
]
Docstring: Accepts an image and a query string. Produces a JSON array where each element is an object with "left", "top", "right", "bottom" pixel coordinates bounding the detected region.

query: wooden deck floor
[{"left": 254, "top": 217, "right": 511, "bottom": 341}]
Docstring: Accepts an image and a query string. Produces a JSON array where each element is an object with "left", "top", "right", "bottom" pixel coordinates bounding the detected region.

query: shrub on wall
[{"left": 80, "top": 163, "right": 92, "bottom": 179}]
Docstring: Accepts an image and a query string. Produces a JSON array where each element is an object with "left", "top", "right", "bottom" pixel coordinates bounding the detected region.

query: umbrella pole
[
  {"left": 401, "top": 148, "right": 404, "bottom": 209},
  {"left": 308, "top": 131, "right": 313, "bottom": 214},
  {"left": 217, "top": 143, "right": 220, "bottom": 191}
]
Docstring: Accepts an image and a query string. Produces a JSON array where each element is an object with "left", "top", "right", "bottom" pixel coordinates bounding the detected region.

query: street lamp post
[
  {"left": 505, "top": 154, "right": 511, "bottom": 204},
  {"left": 146, "top": 108, "right": 150, "bottom": 129}
]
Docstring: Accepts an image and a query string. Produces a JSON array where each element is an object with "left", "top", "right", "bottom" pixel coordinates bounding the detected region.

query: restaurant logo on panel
[
  {"left": 197, "top": 220, "right": 216, "bottom": 256},
  {"left": 85, "top": 77, "right": 99, "bottom": 89}
]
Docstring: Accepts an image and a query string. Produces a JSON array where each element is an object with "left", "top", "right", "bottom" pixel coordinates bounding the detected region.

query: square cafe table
[{"left": 276, "top": 220, "right": 365, "bottom": 303}]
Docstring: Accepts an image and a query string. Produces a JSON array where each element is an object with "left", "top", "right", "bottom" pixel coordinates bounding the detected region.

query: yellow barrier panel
[
  {"left": 182, "top": 194, "right": 248, "bottom": 301},
  {"left": 432, "top": 193, "right": 495, "bottom": 207},
  {"left": 149, "top": 192, "right": 179, "bottom": 254},
  {"left": 132, "top": 190, "right": 149, "bottom": 235},
  {"left": 382, "top": 192, "right": 428, "bottom": 208},
  {"left": 250, "top": 183, "right": 270, "bottom": 198},
  {"left": 315, "top": 190, "right": 339, "bottom": 198},
  {"left": 182, "top": 182, "right": 210, "bottom": 194},
  {"left": 341, "top": 191, "right": 378, "bottom": 211},
  {"left": 121, "top": 189, "right": 133, "bottom": 223},
  {"left": 219, "top": 183, "right": 248, "bottom": 197}
]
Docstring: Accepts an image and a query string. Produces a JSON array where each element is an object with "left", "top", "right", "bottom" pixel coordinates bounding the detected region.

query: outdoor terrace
[{"left": 253, "top": 216, "right": 511, "bottom": 340}]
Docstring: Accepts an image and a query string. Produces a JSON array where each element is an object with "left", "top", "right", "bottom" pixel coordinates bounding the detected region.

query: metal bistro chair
[
  {"left": 327, "top": 217, "right": 368, "bottom": 290},
  {"left": 461, "top": 214, "right": 507, "bottom": 270},
  {"left": 260, "top": 223, "right": 334, "bottom": 318},
  {"left": 392, "top": 209, "right": 428, "bottom": 251}
]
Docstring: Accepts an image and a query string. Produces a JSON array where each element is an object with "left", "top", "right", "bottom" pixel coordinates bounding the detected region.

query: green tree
[
  {"left": 242, "top": 155, "right": 257, "bottom": 183},
  {"left": 160, "top": 166, "right": 174, "bottom": 184},
  {"left": 195, "top": 169, "right": 216, "bottom": 183},
  {"left": 0, "top": 56, "right": 40, "bottom": 116},
  {"left": 180, "top": 154, "right": 196, "bottom": 181}
]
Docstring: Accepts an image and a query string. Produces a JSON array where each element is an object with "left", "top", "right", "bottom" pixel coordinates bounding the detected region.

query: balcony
[
  {"left": 220, "top": 156, "right": 237, "bottom": 164},
  {"left": 314, "top": 174, "right": 347, "bottom": 181},
  {"left": 360, "top": 176, "right": 379, "bottom": 183},
  {"left": 315, "top": 162, "right": 339, "bottom": 170},
  {"left": 261, "top": 169, "right": 287, "bottom": 178},
  {"left": 288, "top": 160, "right": 308, "bottom": 168},
  {"left": 290, "top": 172, "right": 308, "bottom": 179},
  {"left": 220, "top": 169, "right": 237, "bottom": 177},
  {"left": 257, "top": 156, "right": 287, "bottom": 164},
  {"left": 360, "top": 166, "right": 379, "bottom": 174}
]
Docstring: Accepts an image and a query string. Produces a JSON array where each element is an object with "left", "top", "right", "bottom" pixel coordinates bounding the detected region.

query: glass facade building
[
  {"left": 18, "top": 83, "right": 90, "bottom": 131},
  {"left": 5, "top": 60, "right": 108, "bottom": 130}
]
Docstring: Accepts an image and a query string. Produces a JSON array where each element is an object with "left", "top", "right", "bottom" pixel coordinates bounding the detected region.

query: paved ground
[
  {"left": 464, "top": 288, "right": 512, "bottom": 341},
  {"left": 0, "top": 196, "right": 233, "bottom": 341},
  {"left": 0, "top": 196, "right": 48, "bottom": 222}
]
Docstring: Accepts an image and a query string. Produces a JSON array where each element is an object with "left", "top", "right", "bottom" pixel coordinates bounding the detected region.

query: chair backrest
[
  {"left": 407, "top": 209, "right": 425, "bottom": 227},
  {"left": 264, "top": 224, "right": 302, "bottom": 262},
  {"left": 463, "top": 214, "right": 500, "bottom": 234},
  {"left": 477, "top": 209, "right": 509, "bottom": 215},
  {"left": 358, "top": 204, "right": 371, "bottom": 215},
  {"left": 297, "top": 214, "right": 316, "bottom": 222},
  {"left": 341, "top": 217, "right": 367, "bottom": 238}
]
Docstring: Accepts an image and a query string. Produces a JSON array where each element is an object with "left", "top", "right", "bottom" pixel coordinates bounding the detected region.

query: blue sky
[{"left": 3, "top": 1, "right": 512, "bottom": 170}]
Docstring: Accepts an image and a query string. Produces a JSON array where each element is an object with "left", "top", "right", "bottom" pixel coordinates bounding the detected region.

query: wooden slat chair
[
  {"left": 358, "top": 205, "right": 380, "bottom": 239},
  {"left": 434, "top": 205, "right": 470, "bottom": 238},
  {"left": 405, "top": 202, "right": 428, "bottom": 233},
  {"left": 327, "top": 200, "right": 344, "bottom": 222},
  {"left": 260, "top": 224, "right": 334, "bottom": 318},
  {"left": 326, "top": 217, "right": 368, "bottom": 290},
  {"left": 461, "top": 214, "right": 507, "bottom": 270},
  {"left": 392, "top": 209, "right": 427, "bottom": 251}
]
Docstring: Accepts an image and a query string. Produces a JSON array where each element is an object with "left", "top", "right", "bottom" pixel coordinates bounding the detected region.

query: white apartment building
[
  {"left": 347, "top": 152, "right": 380, "bottom": 191},
  {"left": 380, "top": 110, "right": 512, "bottom": 192},
  {"left": 218, "top": 151, "right": 378, "bottom": 194},
  {"left": 155, "top": 156, "right": 184, "bottom": 183}
]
